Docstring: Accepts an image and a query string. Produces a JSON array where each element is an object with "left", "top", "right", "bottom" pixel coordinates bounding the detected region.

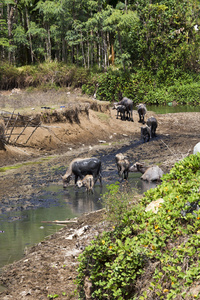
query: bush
[
  {"left": 77, "top": 153, "right": 200, "bottom": 299},
  {"left": 0, "top": 62, "right": 21, "bottom": 89},
  {"left": 1, "top": 61, "right": 200, "bottom": 107}
]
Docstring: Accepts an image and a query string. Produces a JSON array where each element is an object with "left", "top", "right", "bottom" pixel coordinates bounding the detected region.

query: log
[{"left": 41, "top": 220, "right": 78, "bottom": 224}]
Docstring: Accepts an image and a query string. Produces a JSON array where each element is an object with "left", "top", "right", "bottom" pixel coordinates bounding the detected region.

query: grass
[
  {"left": 95, "top": 112, "right": 110, "bottom": 123},
  {"left": 0, "top": 156, "right": 54, "bottom": 172}
]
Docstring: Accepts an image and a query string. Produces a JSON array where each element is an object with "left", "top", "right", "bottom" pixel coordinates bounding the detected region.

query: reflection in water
[
  {"left": 149, "top": 104, "right": 200, "bottom": 114},
  {"left": 0, "top": 160, "right": 159, "bottom": 270},
  {"left": 62, "top": 184, "right": 105, "bottom": 215}
]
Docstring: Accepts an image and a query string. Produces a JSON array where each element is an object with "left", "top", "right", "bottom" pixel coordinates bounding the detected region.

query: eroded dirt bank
[{"left": 0, "top": 90, "right": 200, "bottom": 299}]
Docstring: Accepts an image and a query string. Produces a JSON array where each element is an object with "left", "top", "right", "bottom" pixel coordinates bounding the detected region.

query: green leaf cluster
[{"left": 77, "top": 153, "right": 200, "bottom": 299}]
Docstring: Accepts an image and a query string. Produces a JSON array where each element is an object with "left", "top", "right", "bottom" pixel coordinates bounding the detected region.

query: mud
[{"left": 0, "top": 89, "right": 199, "bottom": 299}]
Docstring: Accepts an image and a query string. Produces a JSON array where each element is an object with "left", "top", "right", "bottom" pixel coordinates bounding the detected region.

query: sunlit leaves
[{"left": 77, "top": 153, "right": 200, "bottom": 298}]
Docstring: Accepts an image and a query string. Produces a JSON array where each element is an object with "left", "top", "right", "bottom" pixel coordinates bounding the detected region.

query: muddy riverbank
[{"left": 0, "top": 90, "right": 200, "bottom": 299}]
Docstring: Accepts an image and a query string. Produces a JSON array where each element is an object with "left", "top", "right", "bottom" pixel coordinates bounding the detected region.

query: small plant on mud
[
  {"left": 102, "top": 182, "right": 132, "bottom": 225},
  {"left": 47, "top": 294, "right": 59, "bottom": 299}
]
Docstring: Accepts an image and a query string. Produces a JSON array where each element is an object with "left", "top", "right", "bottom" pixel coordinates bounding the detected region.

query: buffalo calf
[{"left": 77, "top": 175, "right": 94, "bottom": 194}]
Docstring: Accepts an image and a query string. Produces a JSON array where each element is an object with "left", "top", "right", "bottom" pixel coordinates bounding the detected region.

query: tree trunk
[
  {"left": 118, "top": 29, "right": 125, "bottom": 71},
  {"left": 111, "top": 44, "right": 115, "bottom": 65},
  {"left": 45, "top": 25, "right": 51, "bottom": 61},
  {"left": 81, "top": 30, "right": 86, "bottom": 68},
  {"left": 62, "top": 38, "right": 67, "bottom": 62},
  {"left": 0, "top": 2, "right": 4, "bottom": 60},
  {"left": 125, "top": 0, "right": 127, "bottom": 13},
  {"left": 103, "top": 31, "right": 107, "bottom": 70},
  {"left": 7, "top": 4, "right": 14, "bottom": 63},
  {"left": 25, "top": 7, "right": 33, "bottom": 63},
  {"left": 97, "top": 31, "right": 101, "bottom": 68},
  {"left": 90, "top": 31, "right": 93, "bottom": 68}
]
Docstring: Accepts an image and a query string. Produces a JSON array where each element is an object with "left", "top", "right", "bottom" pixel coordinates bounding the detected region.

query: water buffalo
[
  {"left": 147, "top": 116, "right": 157, "bottom": 138},
  {"left": 114, "top": 97, "right": 134, "bottom": 121},
  {"left": 115, "top": 153, "right": 130, "bottom": 180},
  {"left": 129, "top": 162, "right": 164, "bottom": 182},
  {"left": 62, "top": 157, "right": 102, "bottom": 188},
  {"left": 115, "top": 153, "right": 127, "bottom": 172},
  {"left": 77, "top": 175, "right": 94, "bottom": 194},
  {"left": 141, "top": 125, "right": 150, "bottom": 142},
  {"left": 129, "top": 162, "right": 148, "bottom": 173},
  {"left": 136, "top": 103, "right": 147, "bottom": 123},
  {"left": 112, "top": 104, "right": 126, "bottom": 120},
  {"left": 141, "top": 166, "right": 164, "bottom": 182}
]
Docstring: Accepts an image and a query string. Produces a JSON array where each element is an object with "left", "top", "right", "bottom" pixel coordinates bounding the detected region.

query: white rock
[{"left": 145, "top": 198, "right": 164, "bottom": 214}]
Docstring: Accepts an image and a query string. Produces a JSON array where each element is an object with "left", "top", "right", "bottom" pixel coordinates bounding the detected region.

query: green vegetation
[
  {"left": 77, "top": 153, "right": 200, "bottom": 299},
  {"left": 0, "top": 157, "right": 53, "bottom": 172},
  {"left": 47, "top": 294, "right": 59, "bottom": 299},
  {"left": 95, "top": 112, "right": 110, "bottom": 123},
  {"left": 0, "top": 0, "right": 199, "bottom": 105}
]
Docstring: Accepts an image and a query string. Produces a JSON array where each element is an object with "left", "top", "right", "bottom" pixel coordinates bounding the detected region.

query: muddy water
[
  {"left": 0, "top": 175, "right": 156, "bottom": 269},
  {"left": 0, "top": 153, "right": 157, "bottom": 270}
]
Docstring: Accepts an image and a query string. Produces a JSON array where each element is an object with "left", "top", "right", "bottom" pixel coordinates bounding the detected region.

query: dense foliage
[
  {"left": 1, "top": 0, "right": 199, "bottom": 73},
  {"left": 0, "top": 0, "right": 200, "bottom": 105},
  {"left": 77, "top": 153, "right": 200, "bottom": 299}
]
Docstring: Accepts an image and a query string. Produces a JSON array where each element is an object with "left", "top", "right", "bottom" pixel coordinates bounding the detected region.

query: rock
[{"left": 145, "top": 198, "right": 164, "bottom": 214}]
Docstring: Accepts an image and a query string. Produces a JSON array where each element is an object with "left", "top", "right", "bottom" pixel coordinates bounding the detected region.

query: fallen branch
[{"left": 41, "top": 220, "right": 78, "bottom": 224}]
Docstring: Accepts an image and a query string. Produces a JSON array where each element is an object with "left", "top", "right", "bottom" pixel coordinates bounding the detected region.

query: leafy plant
[{"left": 77, "top": 153, "right": 200, "bottom": 299}]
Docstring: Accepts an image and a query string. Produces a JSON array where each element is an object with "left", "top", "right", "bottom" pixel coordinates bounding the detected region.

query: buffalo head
[{"left": 62, "top": 175, "right": 72, "bottom": 188}]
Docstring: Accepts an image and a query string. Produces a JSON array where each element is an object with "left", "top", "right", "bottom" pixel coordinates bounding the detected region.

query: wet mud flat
[
  {"left": 0, "top": 109, "right": 200, "bottom": 299},
  {"left": 0, "top": 137, "right": 156, "bottom": 222}
]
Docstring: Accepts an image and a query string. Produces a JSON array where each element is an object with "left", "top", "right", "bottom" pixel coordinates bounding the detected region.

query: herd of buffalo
[
  {"left": 113, "top": 98, "right": 158, "bottom": 142},
  {"left": 62, "top": 97, "right": 164, "bottom": 193}
]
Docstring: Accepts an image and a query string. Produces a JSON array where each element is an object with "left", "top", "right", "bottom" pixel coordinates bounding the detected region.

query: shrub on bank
[
  {"left": 1, "top": 61, "right": 200, "bottom": 106},
  {"left": 82, "top": 67, "right": 200, "bottom": 105},
  {"left": 0, "top": 61, "right": 90, "bottom": 90},
  {"left": 77, "top": 153, "right": 200, "bottom": 299}
]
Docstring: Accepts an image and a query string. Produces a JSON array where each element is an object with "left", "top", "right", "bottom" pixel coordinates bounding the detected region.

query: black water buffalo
[
  {"left": 141, "top": 125, "right": 151, "bottom": 142},
  {"left": 147, "top": 116, "right": 157, "bottom": 138},
  {"left": 62, "top": 157, "right": 102, "bottom": 188},
  {"left": 136, "top": 103, "right": 147, "bottom": 123},
  {"left": 113, "top": 104, "right": 126, "bottom": 120},
  {"left": 114, "top": 97, "right": 134, "bottom": 121}
]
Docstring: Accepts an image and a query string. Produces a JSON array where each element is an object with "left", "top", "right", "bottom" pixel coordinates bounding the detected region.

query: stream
[
  {"left": 0, "top": 104, "right": 199, "bottom": 269},
  {"left": 0, "top": 149, "right": 156, "bottom": 269}
]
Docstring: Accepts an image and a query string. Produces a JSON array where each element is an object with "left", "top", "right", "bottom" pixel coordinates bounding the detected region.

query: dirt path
[{"left": 0, "top": 90, "right": 200, "bottom": 299}]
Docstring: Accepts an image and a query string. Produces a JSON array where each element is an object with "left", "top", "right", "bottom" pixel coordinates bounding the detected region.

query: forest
[{"left": 0, "top": 0, "right": 200, "bottom": 104}]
